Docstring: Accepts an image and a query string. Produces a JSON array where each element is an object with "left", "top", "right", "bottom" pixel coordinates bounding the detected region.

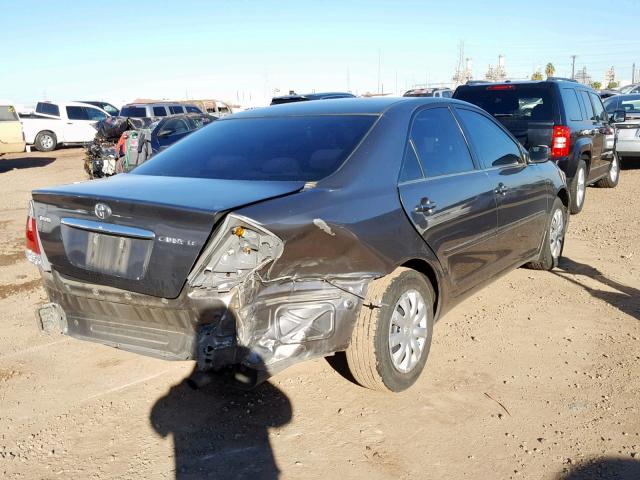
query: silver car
[{"left": 605, "top": 94, "right": 640, "bottom": 158}]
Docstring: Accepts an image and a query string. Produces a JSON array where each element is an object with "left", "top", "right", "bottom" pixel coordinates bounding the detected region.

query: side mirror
[
  {"left": 528, "top": 145, "right": 550, "bottom": 163},
  {"left": 611, "top": 110, "right": 626, "bottom": 123}
]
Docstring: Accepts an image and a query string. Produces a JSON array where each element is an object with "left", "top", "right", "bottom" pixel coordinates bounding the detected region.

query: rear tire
[
  {"left": 569, "top": 159, "right": 587, "bottom": 214},
  {"left": 595, "top": 152, "right": 620, "bottom": 188},
  {"left": 34, "top": 131, "right": 57, "bottom": 152},
  {"left": 526, "top": 197, "right": 567, "bottom": 271},
  {"left": 345, "top": 267, "right": 435, "bottom": 392}
]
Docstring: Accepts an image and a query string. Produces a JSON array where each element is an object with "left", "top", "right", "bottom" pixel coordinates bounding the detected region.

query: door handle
[
  {"left": 494, "top": 183, "right": 508, "bottom": 196},
  {"left": 414, "top": 197, "right": 437, "bottom": 214}
]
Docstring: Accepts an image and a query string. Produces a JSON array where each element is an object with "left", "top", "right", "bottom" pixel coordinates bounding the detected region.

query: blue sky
[{"left": 2, "top": 0, "right": 639, "bottom": 106}]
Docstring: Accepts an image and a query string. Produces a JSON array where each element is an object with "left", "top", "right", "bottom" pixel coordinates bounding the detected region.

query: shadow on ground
[
  {"left": 620, "top": 155, "right": 640, "bottom": 170},
  {"left": 554, "top": 257, "right": 640, "bottom": 321},
  {"left": 0, "top": 157, "right": 55, "bottom": 173},
  {"left": 150, "top": 364, "right": 292, "bottom": 480},
  {"left": 557, "top": 457, "right": 640, "bottom": 479}
]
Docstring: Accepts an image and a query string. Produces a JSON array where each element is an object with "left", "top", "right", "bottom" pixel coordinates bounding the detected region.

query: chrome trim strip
[{"left": 60, "top": 218, "right": 155, "bottom": 240}]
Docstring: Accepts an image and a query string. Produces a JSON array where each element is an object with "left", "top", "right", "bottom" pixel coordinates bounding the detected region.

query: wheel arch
[
  {"left": 400, "top": 258, "right": 441, "bottom": 319},
  {"left": 557, "top": 187, "right": 570, "bottom": 209}
]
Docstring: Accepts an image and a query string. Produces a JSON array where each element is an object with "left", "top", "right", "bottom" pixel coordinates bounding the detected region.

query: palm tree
[
  {"left": 531, "top": 71, "right": 543, "bottom": 81},
  {"left": 545, "top": 63, "right": 555, "bottom": 79}
]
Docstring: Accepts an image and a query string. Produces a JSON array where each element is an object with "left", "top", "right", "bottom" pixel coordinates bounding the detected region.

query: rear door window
[
  {"left": 153, "top": 106, "right": 167, "bottom": 117},
  {"left": 579, "top": 91, "right": 595, "bottom": 120},
  {"left": 36, "top": 103, "right": 60, "bottom": 117},
  {"left": 399, "top": 143, "right": 423, "bottom": 182},
  {"left": 456, "top": 108, "right": 523, "bottom": 169},
  {"left": 0, "top": 105, "right": 19, "bottom": 121},
  {"left": 409, "top": 107, "right": 475, "bottom": 177},
  {"left": 561, "top": 88, "right": 583, "bottom": 121},
  {"left": 169, "top": 105, "right": 184, "bottom": 114}
]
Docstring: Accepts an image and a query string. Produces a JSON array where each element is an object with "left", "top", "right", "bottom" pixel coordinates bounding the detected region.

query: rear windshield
[
  {"left": 455, "top": 86, "right": 555, "bottom": 122},
  {"left": 120, "top": 106, "right": 147, "bottom": 118},
  {"left": 0, "top": 105, "right": 19, "bottom": 121},
  {"left": 133, "top": 115, "right": 377, "bottom": 181}
]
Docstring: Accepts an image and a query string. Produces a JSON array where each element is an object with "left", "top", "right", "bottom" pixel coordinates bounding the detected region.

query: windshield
[
  {"left": 120, "top": 106, "right": 147, "bottom": 118},
  {"left": 133, "top": 114, "right": 377, "bottom": 181},
  {"left": 455, "top": 86, "right": 555, "bottom": 122}
]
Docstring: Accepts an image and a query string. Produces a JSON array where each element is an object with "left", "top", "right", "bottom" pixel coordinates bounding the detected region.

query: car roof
[
  {"left": 457, "top": 79, "right": 596, "bottom": 92},
  {"left": 229, "top": 97, "right": 469, "bottom": 118}
]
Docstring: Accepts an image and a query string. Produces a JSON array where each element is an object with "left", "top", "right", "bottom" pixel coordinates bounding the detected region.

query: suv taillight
[
  {"left": 551, "top": 126, "right": 570, "bottom": 158},
  {"left": 26, "top": 201, "right": 41, "bottom": 263}
]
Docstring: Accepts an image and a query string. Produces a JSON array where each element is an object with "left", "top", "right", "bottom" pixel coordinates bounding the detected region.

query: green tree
[
  {"left": 531, "top": 71, "right": 543, "bottom": 80},
  {"left": 545, "top": 63, "right": 555, "bottom": 78},
  {"left": 591, "top": 81, "right": 602, "bottom": 90},
  {"left": 607, "top": 81, "right": 619, "bottom": 89}
]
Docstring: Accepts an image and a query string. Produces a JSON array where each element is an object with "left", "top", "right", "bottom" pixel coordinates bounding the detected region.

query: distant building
[
  {"left": 485, "top": 55, "right": 507, "bottom": 83},
  {"left": 575, "top": 66, "right": 592, "bottom": 85}
]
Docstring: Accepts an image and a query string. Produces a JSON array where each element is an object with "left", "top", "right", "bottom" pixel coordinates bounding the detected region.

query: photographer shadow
[{"left": 150, "top": 351, "right": 291, "bottom": 479}]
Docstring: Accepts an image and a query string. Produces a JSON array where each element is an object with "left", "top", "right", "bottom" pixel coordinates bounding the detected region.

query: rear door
[
  {"left": 589, "top": 91, "right": 613, "bottom": 174},
  {"left": 397, "top": 106, "right": 499, "bottom": 297},
  {"left": 455, "top": 107, "right": 550, "bottom": 270},
  {"left": 577, "top": 90, "right": 604, "bottom": 177}
]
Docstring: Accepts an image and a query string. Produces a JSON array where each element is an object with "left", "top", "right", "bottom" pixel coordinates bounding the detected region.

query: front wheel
[
  {"left": 345, "top": 267, "right": 434, "bottom": 392},
  {"left": 595, "top": 152, "right": 620, "bottom": 188},
  {"left": 526, "top": 197, "right": 567, "bottom": 271},
  {"left": 569, "top": 159, "right": 587, "bottom": 214}
]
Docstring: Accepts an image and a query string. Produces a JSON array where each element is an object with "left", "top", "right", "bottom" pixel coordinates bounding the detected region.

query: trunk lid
[{"left": 33, "top": 174, "right": 304, "bottom": 298}]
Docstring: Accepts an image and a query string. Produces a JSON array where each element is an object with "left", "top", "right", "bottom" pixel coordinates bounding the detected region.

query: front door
[
  {"left": 455, "top": 107, "right": 550, "bottom": 270},
  {"left": 397, "top": 106, "right": 499, "bottom": 298}
]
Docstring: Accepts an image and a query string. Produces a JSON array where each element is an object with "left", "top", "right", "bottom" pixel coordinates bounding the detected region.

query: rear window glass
[
  {"left": 561, "top": 88, "right": 583, "bottom": 121},
  {"left": 454, "top": 86, "right": 555, "bottom": 122},
  {"left": 36, "top": 103, "right": 60, "bottom": 117},
  {"left": 169, "top": 106, "right": 184, "bottom": 114},
  {"left": 120, "top": 106, "right": 147, "bottom": 118},
  {"left": 185, "top": 105, "right": 201, "bottom": 113},
  {"left": 153, "top": 106, "right": 167, "bottom": 117},
  {"left": 133, "top": 115, "right": 377, "bottom": 181},
  {"left": 0, "top": 105, "right": 19, "bottom": 121}
]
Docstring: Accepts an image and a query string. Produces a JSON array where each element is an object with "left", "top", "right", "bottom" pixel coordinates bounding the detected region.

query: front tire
[
  {"left": 595, "top": 152, "right": 620, "bottom": 188},
  {"left": 526, "top": 197, "right": 567, "bottom": 271},
  {"left": 569, "top": 159, "right": 587, "bottom": 214},
  {"left": 34, "top": 131, "right": 57, "bottom": 152},
  {"left": 345, "top": 267, "right": 434, "bottom": 392}
]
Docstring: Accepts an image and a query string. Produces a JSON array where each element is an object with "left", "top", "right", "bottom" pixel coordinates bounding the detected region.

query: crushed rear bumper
[{"left": 36, "top": 267, "right": 369, "bottom": 378}]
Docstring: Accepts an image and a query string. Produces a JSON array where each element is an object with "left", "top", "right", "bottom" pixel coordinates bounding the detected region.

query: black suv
[{"left": 454, "top": 79, "right": 620, "bottom": 213}]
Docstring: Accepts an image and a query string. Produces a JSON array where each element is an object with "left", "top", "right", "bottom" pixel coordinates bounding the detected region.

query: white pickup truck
[{"left": 20, "top": 101, "right": 111, "bottom": 151}]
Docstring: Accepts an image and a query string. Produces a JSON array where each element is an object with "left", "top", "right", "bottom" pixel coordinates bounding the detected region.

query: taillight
[
  {"left": 26, "top": 201, "right": 41, "bottom": 264},
  {"left": 487, "top": 84, "right": 515, "bottom": 91},
  {"left": 551, "top": 125, "right": 570, "bottom": 158}
]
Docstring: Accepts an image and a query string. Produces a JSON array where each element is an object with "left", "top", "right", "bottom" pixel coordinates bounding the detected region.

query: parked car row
[{"left": 27, "top": 96, "right": 571, "bottom": 392}]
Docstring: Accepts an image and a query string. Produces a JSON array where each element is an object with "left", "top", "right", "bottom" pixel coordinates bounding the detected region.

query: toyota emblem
[{"left": 94, "top": 203, "right": 112, "bottom": 220}]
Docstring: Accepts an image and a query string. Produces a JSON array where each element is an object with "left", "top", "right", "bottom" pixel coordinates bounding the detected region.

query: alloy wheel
[
  {"left": 549, "top": 208, "right": 565, "bottom": 259},
  {"left": 575, "top": 167, "right": 585, "bottom": 207},
  {"left": 609, "top": 154, "right": 619, "bottom": 183}
]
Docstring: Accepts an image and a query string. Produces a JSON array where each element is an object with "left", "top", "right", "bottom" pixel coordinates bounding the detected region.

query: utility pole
[
  {"left": 570, "top": 55, "right": 577, "bottom": 79},
  {"left": 633, "top": 62, "right": 636, "bottom": 84},
  {"left": 347, "top": 66, "right": 350, "bottom": 92},
  {"left": 377, "top": 49, "right": 381, "bottom": 94}
]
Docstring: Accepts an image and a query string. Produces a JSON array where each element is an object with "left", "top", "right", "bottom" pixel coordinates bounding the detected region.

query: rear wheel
[
  {"left": 595, "top": 152, "right": 620, "bottom": 188},
  {"left": 526, "top": 196, "right": 567, "bottom": 270},
  {"left": 34, "top": 131, "right": 57, "bottom": 152},
  {"left": 345, "top": 267, "right": 434, "bottom": 392},
  {"left": 569, "top": 159, "right": 587, "bottom": 214}
]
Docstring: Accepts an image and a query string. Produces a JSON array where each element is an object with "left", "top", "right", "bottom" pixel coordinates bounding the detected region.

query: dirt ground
[{"left": 0, "top": 149, "right": 639, "bottom": 480}]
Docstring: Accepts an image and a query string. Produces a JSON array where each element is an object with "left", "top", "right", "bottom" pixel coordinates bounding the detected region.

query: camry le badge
[{"left": 94, "top": 203, "right": 112, "bottom": 220}]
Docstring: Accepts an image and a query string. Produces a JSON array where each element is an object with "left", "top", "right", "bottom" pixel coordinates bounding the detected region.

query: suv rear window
[
  {"left": 36, "top": 103, "right": 60, "bottom": 117},
  {"left": 455, "top": 85, "right": 555, "bottom": 122},
  {"left": 0, "top": 105, "right": 19, "bottom": 121},
  {"left": 133, "top": 115, "right": 377, "bottom": 181},
  {"left": 120, "top": 106, "right": 147, "bottom": 118}
]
